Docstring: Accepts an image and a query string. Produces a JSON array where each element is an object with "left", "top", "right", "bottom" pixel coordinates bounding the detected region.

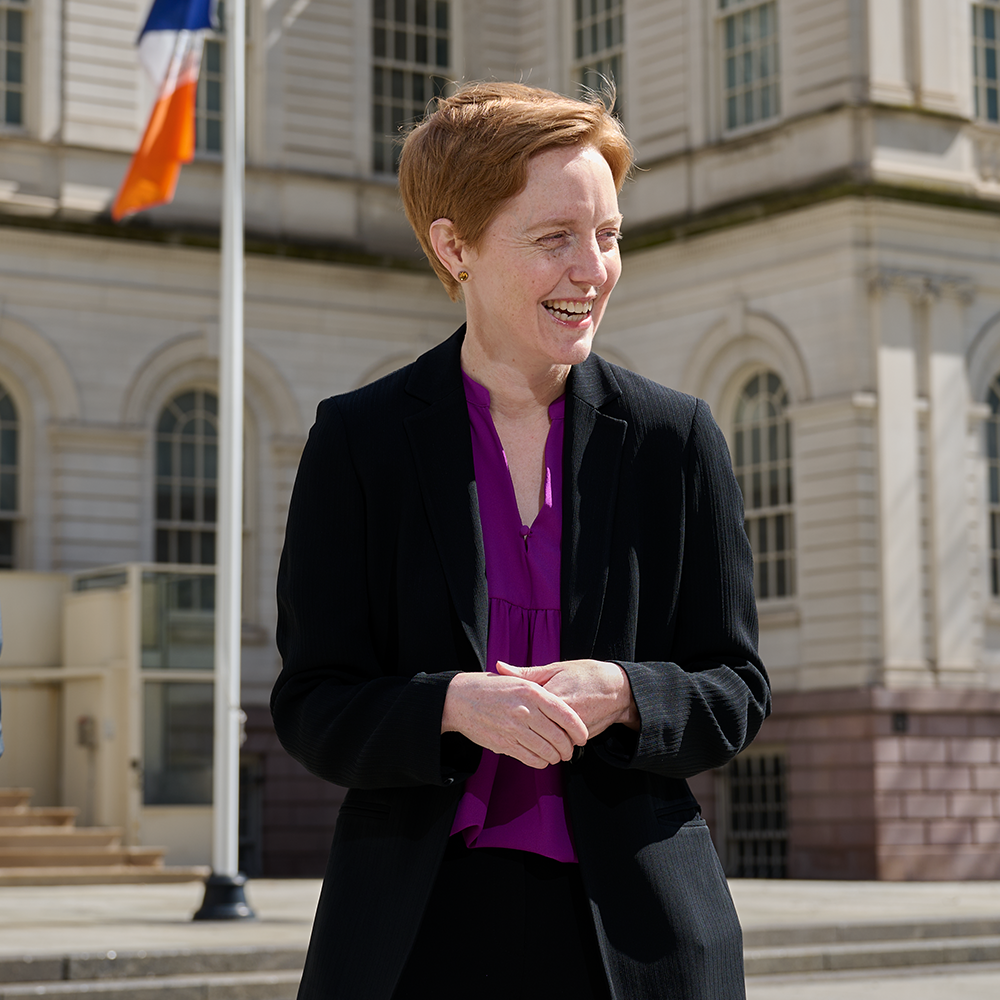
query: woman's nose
[{"left": 570, "top": 235, "right": 609, "bottom": 289}]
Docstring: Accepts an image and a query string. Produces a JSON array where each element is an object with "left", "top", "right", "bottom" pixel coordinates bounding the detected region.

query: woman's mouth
[{"left": 542, "top": 299, "right": 595, "bottom": 322}]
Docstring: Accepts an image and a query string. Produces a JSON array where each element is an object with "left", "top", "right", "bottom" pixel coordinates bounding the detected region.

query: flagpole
[{"left": 195, "top": 0, "right": 253, "bottom": 921}]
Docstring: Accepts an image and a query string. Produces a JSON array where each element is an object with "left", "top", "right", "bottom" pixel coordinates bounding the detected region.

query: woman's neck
[{"left": 460, "top": 330, "right": 569, "bottom": 420}]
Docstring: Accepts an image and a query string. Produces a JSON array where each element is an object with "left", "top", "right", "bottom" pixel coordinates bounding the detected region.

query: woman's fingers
[{"left": 441, "top": 672, "right": 588, "bottom": 765}]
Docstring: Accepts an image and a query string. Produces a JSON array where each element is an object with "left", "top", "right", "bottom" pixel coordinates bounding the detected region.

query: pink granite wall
[{"left": 747, "top": 689, "right": 1000, "bottom": 880}]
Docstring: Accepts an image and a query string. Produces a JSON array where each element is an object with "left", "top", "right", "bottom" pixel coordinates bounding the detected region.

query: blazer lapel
[
  {"left": 404, "top": 328, "right": 489, "bottom": 671},
  {"left": 562, "top": 355, "right": 627, "bottom": 659}
]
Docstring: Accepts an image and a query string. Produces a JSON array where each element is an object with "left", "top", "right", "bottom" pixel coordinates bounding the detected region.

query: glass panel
[
  {"left": 0, "top": 519, "right": 13, "bottom": 569},
  {"left": 141, "top": 571, "right": 216, "bottom": 669},
  {"left": 0, "top": 428, "right": 16, "bottom": 467},
  {"left": 143, "top": 681, "right": 214, "bottom": 805},
  {"left": 180, "top": 442, "right": 196, "bottom": 478},
  {"left": 7, "top": 9, "right": 22, "bottom": 44},
  {"left": 5, "top": 90, "right": 22, "bottom": 125},
  {"left": 6, "top": 49, "right": 22, "bottom": 85},
  {"left": 0, "top": 472, "right": 15, "bottom": 511},
  {"left": 156, "top": 528, "right": 170, "bottom": 563},
  {"left": 206, "top": 119, "right": 221, "bottom": 152},
  {"left": 156, "top": 484, "right": 172, "bottom": 521}
]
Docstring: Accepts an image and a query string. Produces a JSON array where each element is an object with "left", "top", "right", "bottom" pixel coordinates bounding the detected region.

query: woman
[{"left": 272, "top": 82, "right": 769, "bottom": 1000}]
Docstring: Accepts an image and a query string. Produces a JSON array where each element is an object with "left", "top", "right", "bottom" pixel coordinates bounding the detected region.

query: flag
[{"left": 111, "top": 0, "right": 216, "bottom": 221}]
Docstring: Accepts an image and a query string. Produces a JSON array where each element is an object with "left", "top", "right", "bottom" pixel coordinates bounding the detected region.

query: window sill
[
  {"left": 720, "top": 115, "right": 783, "bottom": 143},
  {"left": 757, "top": 599, "right": 799, "bottom": 628}
]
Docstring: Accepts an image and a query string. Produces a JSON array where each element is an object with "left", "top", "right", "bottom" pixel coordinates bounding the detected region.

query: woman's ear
[{"left": 428, "top": 218, "right": 466, "bottom": 278}]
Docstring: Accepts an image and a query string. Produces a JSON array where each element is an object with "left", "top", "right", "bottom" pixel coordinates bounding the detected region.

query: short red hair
[{"left": 399, "top": 81, "right": 634, "bottom": 301}]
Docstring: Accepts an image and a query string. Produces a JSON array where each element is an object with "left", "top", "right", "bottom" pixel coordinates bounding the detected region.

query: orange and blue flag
[{"left": 112, "top": 0, "right": 216, "bottom": 221}]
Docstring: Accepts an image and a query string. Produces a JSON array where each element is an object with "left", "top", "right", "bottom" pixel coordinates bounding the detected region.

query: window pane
[
  {"left": 5, "top": 90, "right": 22, "bottom": 126},
  {"left": 0, "top": 520, "right": 14, "bottom": 569},
  {"left": 206, "top": 119, "right": 221, "bottom": 152},
  {"left": 143, "top": 682, "right": 214, "bottom": 805},
  {"left": 6, "top": 49, "right": 22, "bottom": 85},
  {"left": 0, "top": 428, "right": 16, "bottom": 467},
  {"left": 157, "top": 484, "right": 173, "bottom": 521},
  {"left": 7, "top": 9, "right": 22, "bottom": 44},
  {"left": 0, "top": 472, "right": 15, "bottom": 511}
]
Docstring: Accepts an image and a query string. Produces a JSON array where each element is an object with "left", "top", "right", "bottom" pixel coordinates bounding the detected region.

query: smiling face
[{"left": 457, "top": 144, "right": 623, "bottom": 374}]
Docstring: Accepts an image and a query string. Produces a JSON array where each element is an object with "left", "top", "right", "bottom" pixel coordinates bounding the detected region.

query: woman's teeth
[{"left": 544, "top": 300, "right": 594, "bottom": 320}]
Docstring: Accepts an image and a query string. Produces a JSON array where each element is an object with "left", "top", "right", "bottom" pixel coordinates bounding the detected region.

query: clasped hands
[{"left": 441, "top": 658, "right": 639, "bottom": 770}]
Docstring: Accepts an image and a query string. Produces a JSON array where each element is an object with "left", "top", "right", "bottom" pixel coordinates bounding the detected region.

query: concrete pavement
[{"left": 1, "top": 878, "right": 999, "bottom": 997}]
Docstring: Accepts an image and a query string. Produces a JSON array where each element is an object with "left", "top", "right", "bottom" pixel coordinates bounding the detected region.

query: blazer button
[{"left": 443, "top": 777, "right": 454, "bottom": 786}]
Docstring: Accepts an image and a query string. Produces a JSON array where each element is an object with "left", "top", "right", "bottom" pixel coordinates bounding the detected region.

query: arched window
[
  {"left": 155, "top": 389, "right": 218, "bottom": 566},
  {"left": 987, "top": 373, "right": 1000, "bottom": 596},
  {"left": 0, "top": 382, "right": 18, "bottom": 569},
  {"left": 733, "top": 369, "right": 795, "bottom": 599}
]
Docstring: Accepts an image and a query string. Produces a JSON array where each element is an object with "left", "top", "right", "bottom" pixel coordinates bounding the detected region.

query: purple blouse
[{"left": 449, "top": 371, "right": 577, "bottom": 863}]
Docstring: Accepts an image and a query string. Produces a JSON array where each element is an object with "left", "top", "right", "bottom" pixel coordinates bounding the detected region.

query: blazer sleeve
[
  {"left": 595, "top": 398, "right": 770, "bottom": 778},
  {"left": 271, "top": 398, "right": 480, "bottom": 790}
]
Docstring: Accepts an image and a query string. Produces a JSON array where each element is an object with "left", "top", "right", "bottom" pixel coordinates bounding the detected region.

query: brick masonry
[{"left": 718, "top": 688, "right": 1000, "bottom": 880}]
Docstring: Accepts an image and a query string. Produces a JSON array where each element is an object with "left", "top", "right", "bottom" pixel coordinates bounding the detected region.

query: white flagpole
[{"left": 196, "top": 0, "right": 252, "bottom": 919}]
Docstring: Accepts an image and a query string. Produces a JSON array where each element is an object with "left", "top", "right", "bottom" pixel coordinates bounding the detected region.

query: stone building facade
[{"left": 2, "top": 0, "right": 1000, "bottom": 878}]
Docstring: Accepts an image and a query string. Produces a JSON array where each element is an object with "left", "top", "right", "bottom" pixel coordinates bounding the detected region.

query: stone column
[
  {"left": 915, "top": 0, "right": 967, "bottom": 115},
  {"left": 926, "top": 278, "right": 979, "bottom": 680},
  {"left": 867, "top": 0, "right": 914, "bottom": 105},
  {"left": 870, "top": 273, "right": 927, "bottom": 685}
]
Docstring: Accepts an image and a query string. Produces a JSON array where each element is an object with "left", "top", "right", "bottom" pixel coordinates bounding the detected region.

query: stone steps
[
  {"left": 0, "top": 827, "right": 123, "bottom": 849},
  {"left": 0, "top": 866, "right": 209, "bottom": 886},
  {"left": 744, "top": 917, "right": 1000, "bottom": 976},
  {"left": 0, "top": 947, "right": 305, "bottom": 999},
  {"left": 3, "top": 919, "right": 1000, "bottom": 997},
  {"left": 0, "top": 789, "right": 206, "bottom": 885}
]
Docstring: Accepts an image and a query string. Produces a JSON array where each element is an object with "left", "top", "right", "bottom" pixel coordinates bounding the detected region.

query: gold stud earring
[{"left": 457, "top": 270, "right": 469, "bottom": 282}]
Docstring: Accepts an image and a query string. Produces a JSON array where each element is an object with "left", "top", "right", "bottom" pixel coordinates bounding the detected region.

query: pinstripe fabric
[{"left": 272, "top": 326, "right": 769, "bottom": 999}]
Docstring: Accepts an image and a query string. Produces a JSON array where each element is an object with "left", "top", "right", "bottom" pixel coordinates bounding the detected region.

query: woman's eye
[
  {"left": 599, "top": 230, "right": 622, "bottom": 246},
  {"left": 539, "top": 232, "right": 569, "bottom": 245}
]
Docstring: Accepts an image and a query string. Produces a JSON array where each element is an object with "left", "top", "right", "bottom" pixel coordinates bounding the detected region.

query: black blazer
[{"left": 272, "top": 327, "right": 770, "bottom": 1000}]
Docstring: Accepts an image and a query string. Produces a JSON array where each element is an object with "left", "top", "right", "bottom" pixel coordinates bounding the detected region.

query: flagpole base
[{"left": 193, "top": 871, "right": 256, "bottom": 921}]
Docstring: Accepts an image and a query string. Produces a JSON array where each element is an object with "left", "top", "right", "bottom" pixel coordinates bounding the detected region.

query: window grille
[
  {"left": 974, "top": 3, "right": 1000, "bottom": 123},
  {"left": 733, "top": 369, "right": 795, "bottom": 599},
  {"left": 0, "top": 382, "right": 17, "bottom": 568},
  {"left": 155, "top": 390, "right": 218, "bottom": 567},
  {"left": 0, "top": 0, "right": 26, "bottom": 127},
  {"left": 372, "top": 0, "right": 451, "bottom": 174},
  {"left": 572, "top": 0, "right": 624, "bottom": 116},
  {"left": 726, "top": 752, "right": 788, "bottom": 878},
  {"left": 987, "top": 374, "right": 1000, "bottom": 594},
  {"left": 718, "top": 0, "right": 779, "bottom": 131}
]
